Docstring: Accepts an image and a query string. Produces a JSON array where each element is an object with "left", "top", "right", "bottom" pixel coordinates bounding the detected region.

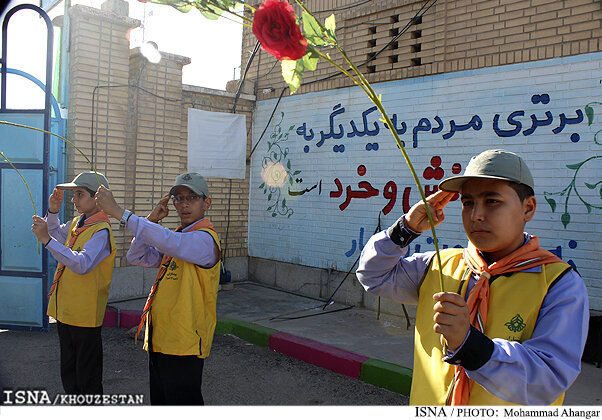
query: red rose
[{"left": 252, "top": 0, "right": 308, "bottom": 61}]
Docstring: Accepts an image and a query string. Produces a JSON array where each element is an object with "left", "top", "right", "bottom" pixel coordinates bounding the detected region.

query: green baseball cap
[
  {"left": 56, "top": 171, "right": 109, "bottom": 191},
  {"left": 169, "top": 172, "right": 210, "bottom": 197},
  {"left": 438, "top": 149, "right": 534, "bottom": 193}
]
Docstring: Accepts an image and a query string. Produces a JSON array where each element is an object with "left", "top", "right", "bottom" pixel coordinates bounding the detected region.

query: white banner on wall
[
  {"left": 187, "top": 108, "right": 247, "bottom": 179},
  {"left": 249, "top": 52, "right": 602, "bottom": 310}
]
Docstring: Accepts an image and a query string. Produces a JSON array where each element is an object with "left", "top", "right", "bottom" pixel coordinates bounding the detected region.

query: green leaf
[
  {"left": 292, "top": 170, "right": 301, "bottom": 175},
  {"left": 268, "top": 193, "right": 272, "bottom": 201},
  {"left": 302, "top": 47, "right": 320, "bottom": 71},
  {"left": 272, "top": 213, "right": 277, "bottom": 217},
  {"left": 324, "top": 14, "right": 337, "bottom": 41},
  {"left": 566, "top": 162, "right": 583, "bottom": 170},
  {"left": 544, "top": 196, "right": 557, "bottom": 212},
  {"left": 282, "top": 198, "right": 287, "bottom": 207},
  {"left": 584, "top": 182, "right": 597, "bottom": 189},
  {"left": 259, "top": 182, "right": 265, "bottom": 189},
  {"left": 281, "top": 59, "right": 304, "bottom": 94},
  {"left": 561, "top": 212, "right": 570, "bottom": 228},
  {"left": 150, "top": 0, "right": 193, "bottom": 12},
  {"left": 585, "top": 105, "right": 594, "bottom": 126},
  {"left": 302, "top": 11, "right": 325, "bottom": 46},
  {"left": 286, "top": 160, "right": 291, "bottom": 169}
]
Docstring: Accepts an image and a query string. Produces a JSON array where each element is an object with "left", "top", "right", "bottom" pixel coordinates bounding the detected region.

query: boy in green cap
[
  {"left": 31, "top": 171, "right": 116, "bottom": 395},
  {"left": 95, "top": 172, "right": 220, "bottom": 405},
  {"left": 357, "top": 149, "right": 589, "bottom": 405}
]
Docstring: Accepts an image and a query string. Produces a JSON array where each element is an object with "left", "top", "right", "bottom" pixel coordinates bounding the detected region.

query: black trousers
[
  {"left": 56, "top": 321, "right": 103, "bottom": 395},
  {"left": 148, "top": 352, "right": 205, "bottom": 405}
]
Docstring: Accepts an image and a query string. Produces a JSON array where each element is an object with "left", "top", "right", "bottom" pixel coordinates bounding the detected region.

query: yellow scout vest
[
  {"left": 47, "top": 216, "right": 116, "bottom": 328},
  {"left": 411, "top": 248, "right": 571, "bottom": 406},
  {"left": 143, "top": 225, "right": 221, "bottom": 358}
]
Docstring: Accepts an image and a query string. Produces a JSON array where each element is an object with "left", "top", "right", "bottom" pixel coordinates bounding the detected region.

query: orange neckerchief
[
  {"left": 47, "top": 211, "right": 111, "bottom": 299},
  {"left": 136, "top": 218, "right": 216, "bottom": 342},
  {"left": 448, "top": 236, "right": 562, "bottom": 405}
]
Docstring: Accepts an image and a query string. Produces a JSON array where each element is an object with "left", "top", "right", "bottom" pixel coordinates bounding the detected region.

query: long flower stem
[
  {"left": 294, "top": 0, "right": 445, "bottom": 292},
  {"left": 1, "top": 152, "right": 40, "bottom": 253},
  {"left": 311, "top": 49, "right": 376, "bottom": 101},
  {"left": 0, "top": 121, "right": 103, "bottom": 187}
]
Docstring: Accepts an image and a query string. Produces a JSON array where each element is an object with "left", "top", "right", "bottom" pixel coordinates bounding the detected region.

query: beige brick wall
[
  {"left": 66, "top": 4, "right": 139, "bottom": 268},
  {"left": 181, "top": 86, "right": 254, "bottom": 260},
  {"left": 66, "top": 3, "right": 254, "bottom": 268},
  {"left": 243, "top": 0, "right": 602, "bottom": 100}
]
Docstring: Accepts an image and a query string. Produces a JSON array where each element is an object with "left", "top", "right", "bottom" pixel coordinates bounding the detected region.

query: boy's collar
[
  {"left": 181, "top": 217, "right": 206, "bottom": 232},
  {"left": 475, "top": 233, "right": 530, "bottom": 264},
  {"left": 475, "top": 233, "right": 543, "bottom": 274}
]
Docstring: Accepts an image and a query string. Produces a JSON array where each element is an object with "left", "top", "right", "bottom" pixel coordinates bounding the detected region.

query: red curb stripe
[
  {"left": 103, "top": 307, "right": 142, "bottom": 329},
  {"left": 119, "top": 310, "right": 142, "bottom": 329},
  {"left": 103, "top": 306, "right": 118, "bottom": 328},
  {"left": 269, "top": 331, "right": 369, "bottom": 379}
]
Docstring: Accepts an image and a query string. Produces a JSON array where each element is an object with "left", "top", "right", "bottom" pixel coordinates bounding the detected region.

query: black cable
[
  {"left": 91, "top": 83, "right": 180, "bottom": 165},
  {"left": 221, "top": 41, "right": 260, "bottom": 274},
  {"left": 321, "top": 211, "right": 382, "bottom": 310},
  {"left": 231, "top": 41, "right": 260, "bottom": 113},
  {"left": 247, "top": 85, "right": 287, "bottom": 160},
  {"left": 263, "top": 210, "right": 383, "bottom": 322},
  {"left": 270, "top": 305, "right": 352, "bottom": 321}
]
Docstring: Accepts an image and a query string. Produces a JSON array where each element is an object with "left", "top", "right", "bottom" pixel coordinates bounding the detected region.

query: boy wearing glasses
[{"left": 95, "top": 172, "right": 220, "bottom": 405}]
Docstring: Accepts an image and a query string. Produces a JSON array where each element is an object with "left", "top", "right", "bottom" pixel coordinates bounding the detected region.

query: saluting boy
[
  {"left": 95, "top": 172, "right": 220, "bottom": 405},
  {"left": 356, "top": 149, "right": 589, "bottom": 405},
  {"left": 31, "top": 171, "right": 116, "bottom": 395}
]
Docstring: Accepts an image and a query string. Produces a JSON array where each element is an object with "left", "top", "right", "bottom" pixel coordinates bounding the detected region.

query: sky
[{"left": 1, "top": 0, "right": 243, "bottom": 109}]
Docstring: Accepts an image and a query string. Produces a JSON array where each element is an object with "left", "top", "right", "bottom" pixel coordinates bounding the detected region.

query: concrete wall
[
  {"left": 248, "top": 52, "right": 602, "bottom": 311},
  {"left": 248, "top": 256, "right": 417, "bottom": 320}
]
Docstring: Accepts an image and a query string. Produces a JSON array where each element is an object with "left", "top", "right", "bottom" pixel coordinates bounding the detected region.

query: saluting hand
[
  {"left": 404, "top": 190, "right": 455, "bottom": 233},
  {"left": 147, "top": 194, "right": 170, "bottom": 223},
  {"left": 48, "top": 188, "right": 63, "bottom": 213}
]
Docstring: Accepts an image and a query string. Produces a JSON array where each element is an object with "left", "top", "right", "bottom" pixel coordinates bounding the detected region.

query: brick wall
[
  {"left": 66, "top": 4, "right": 138, "bottom": 268},
  {"left": 66, "top": 3, "right": 254, "bottom": 279},
  {"left": 243, "top": 0, "right": 602, "bottom": 101},
  {"left": 181, "top": 86, "right": 254, "bottom": 263}
]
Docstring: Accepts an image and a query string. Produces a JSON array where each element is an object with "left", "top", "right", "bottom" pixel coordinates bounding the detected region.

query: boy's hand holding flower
[
  {"left": 95, "top": 186, "right": 125, "bottom": 220},
  {"left": 31, "top": 215, "right": 50, "bottom": 245}
]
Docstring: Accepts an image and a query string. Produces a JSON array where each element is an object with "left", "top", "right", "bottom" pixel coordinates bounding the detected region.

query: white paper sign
[{"left": 187, "top": 108, "right": 247, "bottom": 179}]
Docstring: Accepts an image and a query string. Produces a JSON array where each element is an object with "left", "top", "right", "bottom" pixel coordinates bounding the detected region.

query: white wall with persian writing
[{"left": 248, "top": 52, "right": 602, "bottom": 310}]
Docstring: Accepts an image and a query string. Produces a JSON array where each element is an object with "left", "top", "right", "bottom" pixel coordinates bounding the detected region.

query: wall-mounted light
[{"left": 140, "top": 41, "right": 161, "bottom": 64}]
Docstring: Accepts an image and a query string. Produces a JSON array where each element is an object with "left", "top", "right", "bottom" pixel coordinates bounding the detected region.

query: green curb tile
[
  {"left": 216, "top": 318, "right": 277, "bottom": 347},
  {"left": 215, "top": 318, "right": 235, "bottom": 335},
  {"left": 360, "top": 359, "right": 413, "bottom": 396}
]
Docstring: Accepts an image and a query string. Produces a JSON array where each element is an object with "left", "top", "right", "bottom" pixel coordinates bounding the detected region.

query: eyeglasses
[{"left": 172, "top": 194, "right": 203, "bottom": 204}]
